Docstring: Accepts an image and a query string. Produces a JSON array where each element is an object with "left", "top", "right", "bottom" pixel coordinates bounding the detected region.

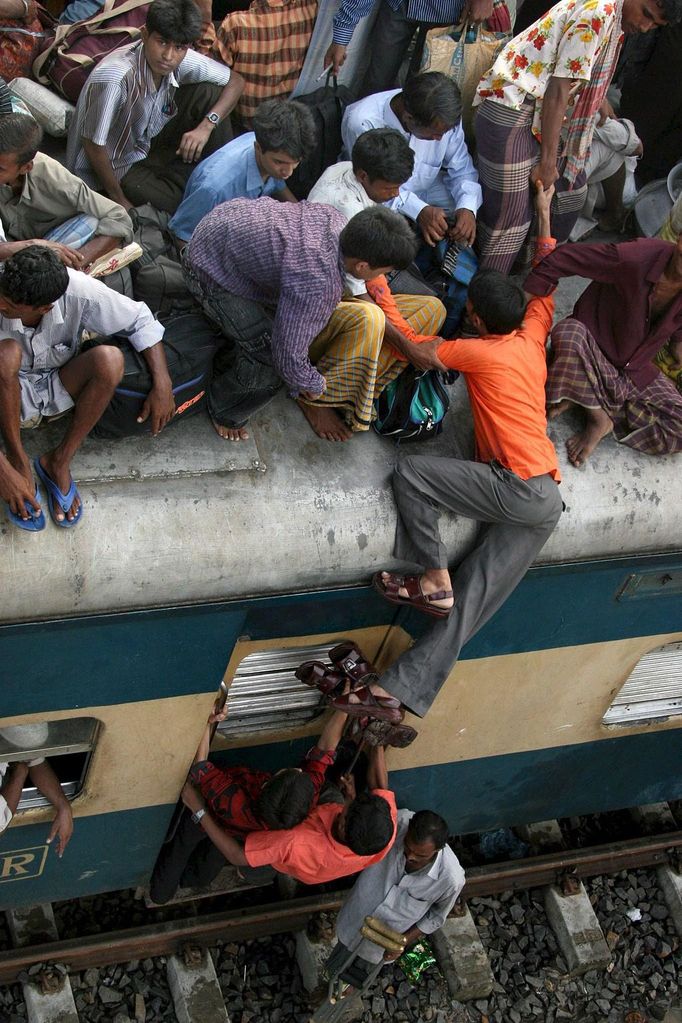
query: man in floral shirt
[{"left": 473, "top": 0, "right": 681, "bottom": 273}]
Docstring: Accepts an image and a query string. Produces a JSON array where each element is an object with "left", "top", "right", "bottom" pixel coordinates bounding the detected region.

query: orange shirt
[
  {"left": 436, "top": 295, "right": 561, "bottom": 482},
  {"left": 243, "top": 788, "right": 398, "bottom": 885}
]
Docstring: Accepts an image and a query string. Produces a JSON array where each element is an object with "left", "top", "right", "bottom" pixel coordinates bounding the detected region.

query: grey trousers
[{"left": 381, "top": 454, "right": 563, "bottom": 717}]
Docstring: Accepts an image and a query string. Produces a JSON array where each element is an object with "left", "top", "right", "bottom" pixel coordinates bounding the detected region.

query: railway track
[{"left": 2, "top": 814, "right": 681, "bottom": 1022}]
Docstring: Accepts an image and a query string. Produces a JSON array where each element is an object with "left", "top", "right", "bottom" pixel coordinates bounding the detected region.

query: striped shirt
[
  {"left": 67, "top": 41, "right": 231, "bottom": 186},
  {"left": 332, "top": 0, "right": 466, "bottom": 45},
  {"left": 185, "top": 197, "right": 347, "bottom": 395},
  {"left": 212, "top": 0, "right": 318, "bottom": 128}
]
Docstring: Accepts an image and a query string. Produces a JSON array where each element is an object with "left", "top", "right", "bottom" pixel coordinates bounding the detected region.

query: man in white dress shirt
[
  {"left": 341, "top": 73, "right": 481, "bottom": 249},
  {"left": 326, "top": 808, "right": 464, "bottom": 983},
  {"left": 0, "top": 246, "right": 174, "bottom": 530}
]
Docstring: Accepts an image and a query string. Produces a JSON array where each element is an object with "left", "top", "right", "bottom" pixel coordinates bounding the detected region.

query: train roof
[{"left": 2, "top": 271, "right": 680, "bottom": 626}]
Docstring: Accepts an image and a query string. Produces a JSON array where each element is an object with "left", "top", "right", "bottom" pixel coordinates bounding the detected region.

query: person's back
[{"left": 185, "top": 195, "right": 346, "bottom": 299}]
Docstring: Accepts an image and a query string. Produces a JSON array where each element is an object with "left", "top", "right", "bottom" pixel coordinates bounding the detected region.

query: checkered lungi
[
  {"left": 475, "top": 98, "right": 587, "bottom": 274},
  {"left": 547, "top": 317, "right": 682, "bottom": 455}
]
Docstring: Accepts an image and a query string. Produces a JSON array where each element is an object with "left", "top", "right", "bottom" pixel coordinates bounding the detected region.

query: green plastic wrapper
[{"left": 397, "top": 938, "right": 436, "bottom": 983}]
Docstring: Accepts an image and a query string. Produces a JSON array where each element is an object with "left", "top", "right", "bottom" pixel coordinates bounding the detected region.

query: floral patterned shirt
[{"left": 475, "top": 0, "right": 620, "bottom": 141}]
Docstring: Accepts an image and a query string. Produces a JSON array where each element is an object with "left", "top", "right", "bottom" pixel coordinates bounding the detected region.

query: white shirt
[
  {"left": 308, "top": 164, "right": 376, "bottom": 297},
  {"left": 336, "top": 809, "right": 465, "bottom": 963},
  {"left": 341, "top": 90, "right": 482, "bottom": 223},
  {"left": 1, "top": 269, "right": 164, "bottom": 377}
]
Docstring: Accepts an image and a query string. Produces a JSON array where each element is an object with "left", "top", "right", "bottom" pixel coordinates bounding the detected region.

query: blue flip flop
[
  {"left": 33, "top": 458, "right": 83, "bottom": 529},
  {"left": 7, "top": 483, "right": 46, "bottom": 532}
]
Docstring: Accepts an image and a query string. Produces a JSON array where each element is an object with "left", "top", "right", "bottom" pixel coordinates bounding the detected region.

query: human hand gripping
[
  {"left": 447, "top": 209, "right": 476, "bottom": 247},
  {"left": 137, "top": 383, "right": 176, "bottom": 436},
  {"left": 407, "top": 339, "right": 447, "bottom": 372},
  {"left": 417, "top": 206, "right": 449, "bottom": 246},
  {"left": 177, "top": 121, "right": 214, "bottom": 163},
  {"left": 324, "top": 42, "right": 347, "bottom": 75}
]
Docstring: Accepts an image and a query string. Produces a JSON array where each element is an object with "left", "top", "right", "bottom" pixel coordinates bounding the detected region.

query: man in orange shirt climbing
[{"left": 332, "top": 183, "right": 563, "bottom": 723}]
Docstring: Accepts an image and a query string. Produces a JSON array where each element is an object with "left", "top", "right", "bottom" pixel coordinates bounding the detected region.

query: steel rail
[{"left": 0, "top": 830, "right": 680, "bottom": 983}]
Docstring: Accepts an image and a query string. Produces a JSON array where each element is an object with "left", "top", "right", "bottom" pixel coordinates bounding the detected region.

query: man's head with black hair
[
  {"left": 400, "top": 72, "right": 462, "bottom": 141},
  {"left": 255, "top": 768, "right": 315, "bottom": 829},
  {"left": 0, "top": 246, "right": 69, "bottom": 319},
  {"left": 403, "top": 810, "right": 448, "bottom": 872},
  {"left": 339, "top": 206, "right": 417, "bottom": 281},
  {"left": 467, "top": 268, "right": 528, "bottom": 336},
  {"left": 351, "top": 128, "right": 415, "bottom": 204},
  {"left": 0, "top": 114, "right": 43, "bottom": 187},
  {"left": 141, "top": 0, "right": 202, "bottom": 79},
  {"left": 336, "top": 791, "right": 394, "bottom": 855},
  {"left": 621, "top": 0, "right": 681, "bottom": 32},
  {"left": 252, "top": 99, "right": 317, "bottom": 182}
]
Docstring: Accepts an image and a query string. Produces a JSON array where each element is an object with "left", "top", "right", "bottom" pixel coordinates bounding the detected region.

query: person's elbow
[{"left": 227, "top": 68, "right": 245, "bottom": 100}]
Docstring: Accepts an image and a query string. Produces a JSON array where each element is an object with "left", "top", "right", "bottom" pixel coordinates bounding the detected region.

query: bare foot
[
  {"left": 547, "top": 399, "right": 573, "bottom": 420},
  {"left": 565, "top": 409, "right": 613, "bottom": 466},
  {"left": 296, "top": 400, "right": 353, "bottom": 441},
  {"left": 212, "top": 418, "right": 249, "bottom": 441},
  {"left": 379, "top": 570, "right": 454, "bottom": 611},
  {"left": 39, "top": 454, "right": 80, "bottom": 522}
]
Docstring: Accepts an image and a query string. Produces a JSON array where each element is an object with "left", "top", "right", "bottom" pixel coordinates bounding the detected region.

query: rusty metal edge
[{"left": 1, "top": 831, "right": 680, "bottom": 984}]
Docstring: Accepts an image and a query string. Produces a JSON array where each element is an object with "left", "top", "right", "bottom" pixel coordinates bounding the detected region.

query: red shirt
[
  {"left": 244, "top": 788, "right": 398, "bottom": 885},
  {"left": 190, "top": 745, "right": 335, "bottom": 837}
]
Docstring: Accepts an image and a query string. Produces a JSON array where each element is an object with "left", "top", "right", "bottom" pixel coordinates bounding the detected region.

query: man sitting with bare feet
[
  {"left": 0, "top": 246, "right": 174, "bottom": 531},
  {"left": 331, "top": 184, "right": 563, "bottom": 724},
  {"left": 524, "top": 234, "right": 682, "bottom": 463},
  {"left": 182, "top": 196, "right": 418, "bottom": 442}
]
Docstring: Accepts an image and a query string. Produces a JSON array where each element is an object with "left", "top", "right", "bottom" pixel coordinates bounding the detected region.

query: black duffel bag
[
  {"left": 287, "top": 74, "right": 353, "bottom": 199},
  {"left": 89, "top": 310, "right": 222, "bottom": 439}
]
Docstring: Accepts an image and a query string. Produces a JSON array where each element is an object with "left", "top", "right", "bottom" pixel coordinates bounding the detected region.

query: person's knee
[
  {"left": 89, "top": 345, "right": 125, "bottom": 386},
  {"left": 550, "top": 318, "right": 585, "bottom": 354},
  {"left": 0, "top": 337, "right": 22, "bottom": 378},
  {"left": 422, "top": 295, "right": 447, "bottom": 333},
  {"left": 356, "top": 302, "right": 386, "bottom": 340},
  {"left": 393, "top": 453, "right": 421, "bottom": 492}
]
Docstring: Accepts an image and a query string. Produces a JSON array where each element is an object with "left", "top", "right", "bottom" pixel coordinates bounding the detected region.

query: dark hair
[
  {"left": 351, "top": 128, "right": 414, "bottom": 184},
  {"left": 407, "top": 810, "right": 449, "bottom": 850},
  {"left": 145, "top": 0, "right": 202, "bottom": 44},
  {"left": 339, "top": 206, "right": 417, "bottom": 270},
  {"left": 468, "top": 268, "right": 527, "bottom": 334},
  {"left": 344, "top": 793, "right": 394, "bottom": 855},
  {"left": 256, "top": 769, "right": 314, "bottom": 829},
  {"left": 659, "top": 0, "right": 682, "bottom": 23},
  {"left": 0, "top": 246, "right": 69, "bottom": 306},
  {"left": 0, "top": 113, "right": 43, "bottom": 166},
  {"left": 402, "top": 72, "right": 462, "bottom": 129},
  {"left": 253, "top": 99, "right": 317, "bottom": 161}
]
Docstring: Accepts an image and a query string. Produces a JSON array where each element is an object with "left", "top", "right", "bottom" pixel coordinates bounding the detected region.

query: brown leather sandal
[
  {"left": 364, "top": 720, "right": 418, "bottom": 749},
  {"left": 295, "top": 661, "right": 346, "bottom": 696},
  {"left": 329, "top": 641, "right": 378, "bottom": 686},
  {"left": 330, "top": 685, "right": 403, "bottom": 724},
  {"left": 372, "top": 571, "right": 453, "bottom": 619}
]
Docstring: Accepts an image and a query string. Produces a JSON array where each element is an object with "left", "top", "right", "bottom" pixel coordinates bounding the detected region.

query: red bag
[
  {"left": 32, "top": 0, "right": 151, "bottom": 103},
  {"left": 0, "top": 2, "right": 54, "bottom": 80}
]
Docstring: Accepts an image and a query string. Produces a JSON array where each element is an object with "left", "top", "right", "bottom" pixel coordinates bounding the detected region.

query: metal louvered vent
[
  {"left": 603, "top": 642, "right": 682, "bottom": 725},
  {"left": 217, "top": 644, "right": 335, "bottom": 736}
]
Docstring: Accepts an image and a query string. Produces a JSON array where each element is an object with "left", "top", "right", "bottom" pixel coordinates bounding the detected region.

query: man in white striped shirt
[{"left": 67, "top": 0, "right": 243, "bottom": 213}]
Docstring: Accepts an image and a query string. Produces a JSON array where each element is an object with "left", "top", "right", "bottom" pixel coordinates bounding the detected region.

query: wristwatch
[
  {"left": 191, "top": 808, "right": 206, "bottom": 824},
  {"left": 204, "top": 111, "right": 220, "bottom": 127}
]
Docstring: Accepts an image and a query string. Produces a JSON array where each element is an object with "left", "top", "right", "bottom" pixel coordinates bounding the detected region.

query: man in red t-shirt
[
  {"left": 180, "top": 709, "right": 397, "bottom": 886},
  {"left": 333, "top": 184, "right": 563, "bottom": 722},
  {"left": 149, "top": 702, "right": 338, "bottom": 904}
]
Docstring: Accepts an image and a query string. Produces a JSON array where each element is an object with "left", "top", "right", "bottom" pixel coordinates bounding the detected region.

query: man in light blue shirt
[
  {"left": 169, "top": 99, "right": 316, "bottom": 243},
  {"left": 341, "top": 73, "right": 481, "bottom": 249}
]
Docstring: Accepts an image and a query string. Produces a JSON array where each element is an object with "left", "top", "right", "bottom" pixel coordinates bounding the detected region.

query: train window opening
[
  {"left": 602, "top": 641, "right": 682, "bottom": 726},
  {"left": 216, "top": 643, "right": 340, "bottom": 737},
  {"left": 0, "top": 718, "right": 99, "bottom": 811}
]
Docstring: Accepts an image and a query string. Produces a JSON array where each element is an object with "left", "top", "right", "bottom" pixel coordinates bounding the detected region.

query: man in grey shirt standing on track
[{"left": 326, "top": 808, "right": 464, "bottom": 982}]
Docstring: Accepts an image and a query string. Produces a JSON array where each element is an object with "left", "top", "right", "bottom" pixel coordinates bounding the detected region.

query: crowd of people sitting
[{"left": 1, "top": 0, "right": 682, "bottom": 992}]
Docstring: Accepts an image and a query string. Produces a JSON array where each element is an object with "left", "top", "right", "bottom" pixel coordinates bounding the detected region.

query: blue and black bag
[{"left": 373, "top": 366, "right": 456, "bottom": 442}]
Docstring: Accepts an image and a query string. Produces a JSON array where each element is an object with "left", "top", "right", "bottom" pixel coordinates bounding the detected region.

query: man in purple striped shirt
[{"left": 183, "top": 196, "right": 418, "bottom": 441}]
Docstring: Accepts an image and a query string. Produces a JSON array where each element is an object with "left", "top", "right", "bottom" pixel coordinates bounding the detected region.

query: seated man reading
[
  {"left": 0, "top": 247, "right": 175, "bottom": 531},
  {"left": 182, "top": 197, "right": 420, "bottom": 442},
  {"left": 524, "top": 234, "right": 682, "bottom": 463},
  {"left": 169, "top": 98, "right": 317, "bottom": 244},
  {"left": 331, "top": 184, "right": 562, "bottom": 725},
  {"left": 341, "top": 73, "right": 481, "bottom": 249},
  {"left": 67, "top": 0, "right": 244, "bottom": 214},
  {"left": 149, "top": 698, "right": 342, "bottom": 903},
  {"left": 0, "top": 114, "right": 134, "bottom": 284},
  {"left": 181, "top": 708, "right": 397, "bottom": 886},
  {"left": 327, "top": 809, "right": 464, "bottom": 986}
]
